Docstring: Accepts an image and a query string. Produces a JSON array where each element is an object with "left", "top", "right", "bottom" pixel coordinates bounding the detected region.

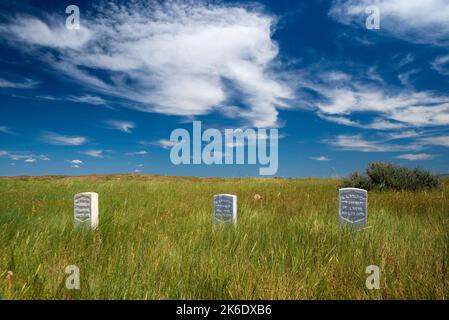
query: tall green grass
[{"left": 0, "top": 175, "right": 447, "bottom": 299}]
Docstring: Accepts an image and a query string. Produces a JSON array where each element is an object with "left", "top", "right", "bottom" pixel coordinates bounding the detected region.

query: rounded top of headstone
[
  {"left": 339, "top": 188, "right": 367, "bottom": 193},
  {"left": 214, "top": 194, "right": 237, "bottom": 198},
  {"left": 74, "top": 192, "right": 98, "bottom": 198}
]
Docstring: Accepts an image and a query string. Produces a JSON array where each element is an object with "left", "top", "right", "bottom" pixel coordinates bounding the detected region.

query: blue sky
[{"left": 0, "top": 0, "right": 449, "bottom": 177}]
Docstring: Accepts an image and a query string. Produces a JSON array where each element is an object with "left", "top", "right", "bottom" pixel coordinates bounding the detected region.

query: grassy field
[{"left": 0, "top": 175, "right": 447, "bottom": 299}]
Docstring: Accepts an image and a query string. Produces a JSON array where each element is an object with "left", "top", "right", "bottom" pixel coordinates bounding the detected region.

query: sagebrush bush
[{"left": 341, "top": 162, "right": 440, "bottom": 191}]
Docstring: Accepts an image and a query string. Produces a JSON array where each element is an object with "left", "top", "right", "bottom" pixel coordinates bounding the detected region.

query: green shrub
[
  {"left": 341, "top": 162, "right": 440, "bottom": 191},
  {"left": 341, "top": 172, "right": 372, "bottom": 190}
]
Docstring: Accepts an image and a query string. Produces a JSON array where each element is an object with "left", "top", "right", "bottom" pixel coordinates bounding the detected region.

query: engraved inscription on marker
[
  {"left": 74, "top": 192, "right": 99, "bottom": 229},
  {"left": 339, "top": 188, "right": 367, "bottom": 228},
  {"left": 214, "top": 194, "right": 237, "bottom": 224}
]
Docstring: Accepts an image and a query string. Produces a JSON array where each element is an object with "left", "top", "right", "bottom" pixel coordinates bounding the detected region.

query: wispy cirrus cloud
[
  {"left": 147, "top": 139, "right": 179, "bottom": 150},
  {"left": 0, "top": 1, "right": 293, "bottom": 127},
  {"left": 301, "top": 66, "right": 449, "bottom": 129},
  {"left": 432, "top": 55, "right": 449, "bottom": 76},
  {"left": 36, "top": 94, "right": 111, "bottom": 108},
  {"left": 324, "top": 128, "right": 449, "bottom": 154},
  {"left": 81, "top": 149, "right": 105, "bottom": 158},
  {"left": 318, "top": 114, "right": 407, "bottom": 130},
  {"left": 311, "top": 156, "right": 332, "bottom": 161},
  {"left": 105, "top": 120, "right": 135, "bottom": 134},
  {"left": 395, "top": 153, "right": 435, "bottom": 160},
  {"left": 125, "top": 150, "right": 148, "bottom": 156},
  {"left": 0, "top": 77, "right": 37, "bottom": 89},
  {"left": 330, "top": 0, "right": 449, "bottom": 45},
  {"left": 0, "top": 126, "right": 16, "bottom": 135},
  {"left": 0, "top": 150, "right": 49, "bottom": 162},
  {"left": 41, "top": 131, "right": 87, "bottom": 146},
  {"left": 324, "top": 134, "right": 423, "bottom": 152},
  {"left": 419, "top": 135, "right": 449, "bottom": 147},
  {"left": 67, "top": 95, "right": 107, "bottom": 106},
  {"left": 319, "top": 1, "right": 449, "bottom": 132}
]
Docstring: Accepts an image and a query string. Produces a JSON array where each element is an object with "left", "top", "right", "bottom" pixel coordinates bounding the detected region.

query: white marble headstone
[
  {"left": 214, "top": 194, "right": 237, "bottom": 224},
  {"left": 74, "top": 192, "right": 99, "bottom": 229},
  {"left": 339, "top": 188, "right": 367, "bottom": 228}
]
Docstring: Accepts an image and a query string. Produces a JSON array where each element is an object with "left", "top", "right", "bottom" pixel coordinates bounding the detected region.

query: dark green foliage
[
  {"left": 341, "top": 172, "right": 372, "bottom": 190},
  {"left": 341, "top": 162, "right": 440, "bottom": 191}
]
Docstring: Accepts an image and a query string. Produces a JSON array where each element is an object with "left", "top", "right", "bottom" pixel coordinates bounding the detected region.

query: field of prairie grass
[{"left": 0, "top": 175, "right": 447, "bottom": 300}]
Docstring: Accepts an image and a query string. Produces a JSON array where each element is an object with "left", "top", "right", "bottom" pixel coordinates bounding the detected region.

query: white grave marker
[
  {"left": 214, "top": 194, "right": 237, "bottom": 224},
  {"left": 74, "top": 192, "right": 99, "bottom": 229},
  {"left": 339, "top": 188, "right": 367, "bottom": 228}
]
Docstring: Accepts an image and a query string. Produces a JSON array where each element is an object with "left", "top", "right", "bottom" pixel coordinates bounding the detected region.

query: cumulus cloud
[
  {"left": 330, "top": 0, "right": 449, "bottom": 45},
  {"left": 0, "top": 1, "right": 293, "bottom": 127},
  {"left": 68, "top": 159, "right": 83, "bottom": 164},
  {"left": 395, "top": 153, "right": 435, "bottom": 160},
  {"left": 41, "top": 131, "right": 87, "bottom": 146}
]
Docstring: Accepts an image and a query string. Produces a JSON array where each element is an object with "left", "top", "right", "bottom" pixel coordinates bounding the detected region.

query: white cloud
[
  {"left": 0, "top": 1, "right": 293, "bottom": 127},
  {"left": 67, "top": 95, "right": 106, "bottom": 105},
  {"left": 105, "top": 120, "right": 135, "bottom": 133},
  {"left": 125, "top": 150, "right": 148, "bottom": 156},
  {"left": 41, "top": 131, "right": 87, "bottom": 146},
  {"left": 398, "top": 69, "right": 419, "bottom": 87},
  {"left": 71, "top": 164, "right": 80, "bottom": 168},
  {"left": 37, "top": 95, "right": 58, "bottom": 101},
  {"left": 395, "top": 153, "right": 435, "bottom": 160},
  {"left": 304, "top": 66, "right": 449, "bottom": 128},
  {"left": 432, "top": 55, "right": 449, "bottom": 75},
  {"left": 0, "top": 126, "right": 16, "bottom": 135},
  {"left": 38, "top": 155, "right": 50, "bottom": 161},
  {"left": 397, "top": 53, "right": 415, "bottom": 68},
  {"left": 419, "top": 135, "right": 449, "bottom": 147},
  {"left": 0, "top": 16, "right": 92, "bottom": 49},
  {"left": 68, "top": 159, "right": 83, "bottom": 164},
  {"left": 330, "top": 0, "right": 449, "bottom": 45},
  {"left": 152, "top": 139, "right": 179, "bottom": 150},
  {"left": 318, "top": 87, "right": 449, "bottom": 127},
  {"left": 382, "top": 130, "right": 420, "bottom": 140},
  {"left": 81, "top": 149, "right": 105, "bottom": 158},
  {"left": 318, "top": 114, "right": 407, "bottom": 130},
  {"left": 311, "top": 156, "right": 332, "bottom": 161},
  {"left": 325, "top": 134, "right": 422, "bottom": 152},
  {"left": 0, "top": 77, "right": 37, "bottom": 89},
  {"left": 0, "top": 150, "right": 49, "bottom": 161}
]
